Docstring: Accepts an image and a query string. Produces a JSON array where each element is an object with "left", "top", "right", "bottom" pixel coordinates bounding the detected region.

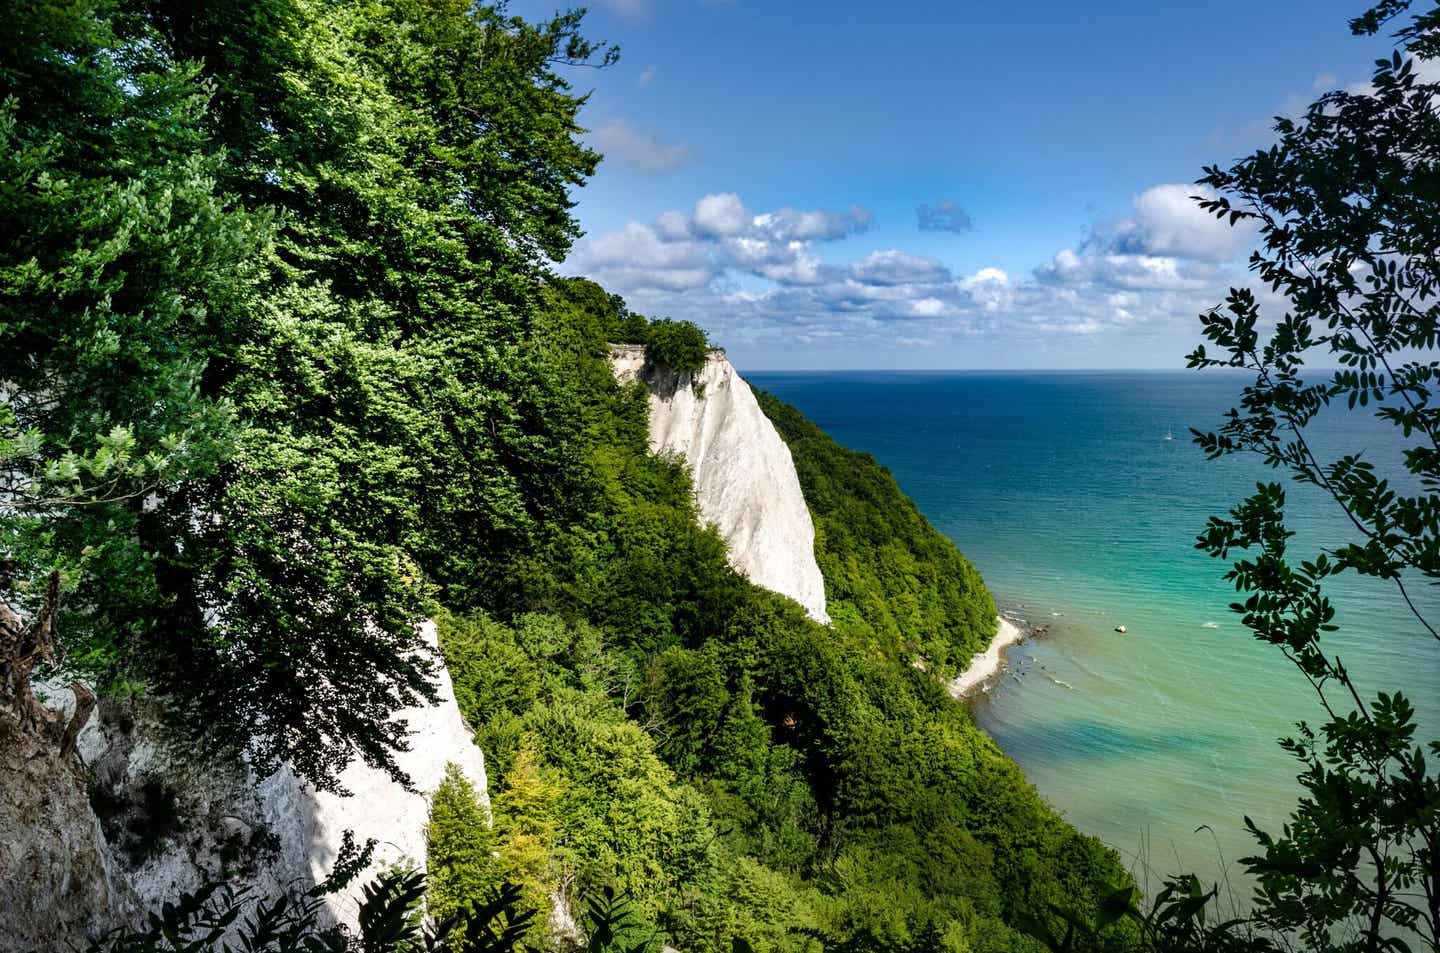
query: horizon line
[{"left": 736, "top": 366, "right": 1272, "bottom": 374}]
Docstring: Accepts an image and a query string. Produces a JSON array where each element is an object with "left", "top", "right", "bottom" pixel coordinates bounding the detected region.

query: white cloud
[
  {"left": 849, "top": 250, "right": 950, "bottom": 286},
  {"left": 1113, "top": 184, "right": 1254, "bottom": 262},
  {"left": 653, "top": 210, "right": 691, "bottom": 241},
  {"left": 566, "top": 222, "right": 714, "bottom": 291},
  {"left": 561, "top": 184, "right": 1263, "bottom": 354},
  {"left": 726, "top": 237, "right": 827, "bottom": 285},
  {"left": 754, "top": 206, "right": 873, "bottom": 242},
  {"left": 1017, "top": 182, "right": 1252, "bottom": 320},
  {"left": 590, "top": 118, "right": 693, "bottom": 175},
  {"left": 960, "top": 267, "right": 1014, "bottom": 311},
  {"left": 692, "top": 193, "right": 752, "bottom": 237},
  {"left": 1417, "top": 54, "right": 1440, "bottom": 84},
  {"left": 566, "top": 195, "right": 874, "bottom": 294},
  {"left": 638, "top": 66, "right": 657, "bottom": 87},
  {"left": 966, "top": 266, "right": 1009, "bottom": 284},
  {"left": 1037, "top": 249, "right": 1207, "bottom": 291}
]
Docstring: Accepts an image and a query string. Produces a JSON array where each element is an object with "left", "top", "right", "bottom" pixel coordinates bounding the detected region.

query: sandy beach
[{"left": 948, "top": 616, "right": 1026, "bottom": 698}]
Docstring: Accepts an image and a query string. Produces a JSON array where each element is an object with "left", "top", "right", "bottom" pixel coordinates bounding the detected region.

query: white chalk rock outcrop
[
  {"left": 611, "top": 346, "right": 829, "bottom": 624},
  {"left": 254, "top": 620, "right": 490, "bottom": 927},
  {"left": 0, "top": 710, "right": 139, "bottom": 952},
  {"left": 78, "top": 620, "right": 487, "bottom": 931}
]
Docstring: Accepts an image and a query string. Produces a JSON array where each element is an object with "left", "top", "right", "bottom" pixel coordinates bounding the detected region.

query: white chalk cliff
[
  {"left": 102, "top": 620, "right": 487, "bottom": 929},
  {"left": 6, "top": 621, "right": 487, "bottom": 947},
  {"left": 611, "top": 346, "right": 829, "bottom": 624}
]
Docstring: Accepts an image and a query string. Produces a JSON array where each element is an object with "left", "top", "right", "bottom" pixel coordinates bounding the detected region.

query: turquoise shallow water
[{"left": 748, "top": 370, "right": 1440, "bottom": 893}]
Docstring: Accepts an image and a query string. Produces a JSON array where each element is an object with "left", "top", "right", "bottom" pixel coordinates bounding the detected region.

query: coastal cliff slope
[
  {"left": 754, "top": 389, "right": 997, "bottom": 670},
  {"left": 6, "top": 622, "right": 487, "bottom": 947},
  {"left": 98, "top": 620, "right": 488, "bottom": 931},
  {"left": 610, "top": 345, "right": 829, "bottom": 624}
]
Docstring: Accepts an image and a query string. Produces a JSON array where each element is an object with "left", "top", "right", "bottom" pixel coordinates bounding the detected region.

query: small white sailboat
[{"left": 1164, "top": 429, "right": 1174, "bottom": 441}]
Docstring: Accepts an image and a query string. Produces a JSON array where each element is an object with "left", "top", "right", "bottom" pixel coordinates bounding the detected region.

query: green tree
[
  {"left": 427, "top": 763, "right": 498, "bottom": 930},
  {"left": 0, "top": 0, "right": 268, "bottom": 682},
  {"left": 1184, "top": 2, "right": 1440, "bottom": 949},
  {"left": 3, "top": 0, "right": 616, "bottom": 786},
  {"left": 490, "top": 746, "right": 567, "bottom": 940},
  {"left": 644, "top": 643, "right": 732, "bottom": 776},
  {"left": 644, "top": 319, "right": 711, "bottom": 376},
  {"left": 438, "top": 612, "right": 541, "bottom": 735},
  {"left": 127, "top": 0, "right": 614, "bottom": 785}
]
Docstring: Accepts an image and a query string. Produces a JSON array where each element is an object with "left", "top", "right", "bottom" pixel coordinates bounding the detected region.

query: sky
[{"left": 509, "top": 0, "right": 1413, "bottom": 369}]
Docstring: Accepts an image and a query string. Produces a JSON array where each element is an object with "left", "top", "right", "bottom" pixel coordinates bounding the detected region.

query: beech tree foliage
[
  {"left": 1185, "top": 1, "right": 1440, "bottom": 948},
  {"left": 0, "top": 0, "right": 268, "bottom": 680},
  {"left": 0, "top": 0, "right": 611, "bottom": 786}
]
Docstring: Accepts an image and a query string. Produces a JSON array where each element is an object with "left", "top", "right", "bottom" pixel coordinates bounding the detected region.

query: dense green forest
[
  {"left": 756, "top": 392, "right": 997, "bottom": 675},
  {"left": 422, "top": 280, "right": 1128, "bottom": 950},
  {"left": 1, "top": 1, "right": 1127, "bottom": 950}
]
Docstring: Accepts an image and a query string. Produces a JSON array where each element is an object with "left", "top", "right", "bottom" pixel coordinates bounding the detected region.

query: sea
[{"left": 747, "top": 369, "right": 1440, "bottom": 896}]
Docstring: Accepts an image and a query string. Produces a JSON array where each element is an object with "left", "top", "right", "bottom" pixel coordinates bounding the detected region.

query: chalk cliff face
[
  {"left": 0, "top": 711, "right": 139, "bottom": 952},
  {"left": 4, "top": 621, "right": 488, "bottom": 947},
  {"left": 611, "top": 346, "right": 829, "bottom": 624},
  {"left": 90, "top": 620, "right": 487, "bottom": 930}
]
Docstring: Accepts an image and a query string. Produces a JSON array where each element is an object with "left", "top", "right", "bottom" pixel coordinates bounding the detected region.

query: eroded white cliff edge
[
  {"left": 94, "top": 620, "right": 487, "bottom": 930},
  {"left": 611, "top": 346, "right": 829, "bottom": 624},
  {"left": 5, "top": 620, "right": 489, "bottom": 947}
]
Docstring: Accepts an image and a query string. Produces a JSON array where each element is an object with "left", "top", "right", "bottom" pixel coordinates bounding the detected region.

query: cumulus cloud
[
  {"left": 917, "top": 200, "right": 974, "bottom": 234},
  {"left": 1104, "top": 184, "right": 1255, "bottom": 262},
  {"left": 566, "top": 222, "right": 713, "bottom": 291},
  {"left": 653, "top": 209, "right": 692, "bottom": 241},
  {"left": 727, "top": 235, "right": 827, "bottom": 285},
  {"left": 1036, "top": 248, "right": 1209, "bottom": 291},
  {"left": 1019, "top": 183, "right": 1251, "bottom": 308},
  {"left": 754, "top": 206, "right": 873, "bottom": 242},
  {"left": 590, "top": 118, "right": 693, "bottom": 174},
  {"left": 849, "top": 250, "right": 951, "bottom": 286},
  {"left": 693, "top": 193, "right": 753, "bottom": 237},
  {"left": 960, "top": 267, "right": 1014, "bottom": 312},
  {"left": 566, "top": 194, "right": 873, "bottom": 294},
  {"left": 966, "top": 266, "right": 1009, "bottom": 285},
  {"left": 562, "top": 183, "right": 1261, "bottom": 353},
  {"left": 909, "top": 297, "right": 947, "bottom": 318}
]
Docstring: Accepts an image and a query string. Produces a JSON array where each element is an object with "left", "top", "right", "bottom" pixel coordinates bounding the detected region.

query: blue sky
[{"left": 512, "top": 0, "right": 1409, "bottom": 369}]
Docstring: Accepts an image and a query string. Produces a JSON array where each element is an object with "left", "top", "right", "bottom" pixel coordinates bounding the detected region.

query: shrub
[{"left": 644, "top": 320, "right": 711, "bottom": 376}]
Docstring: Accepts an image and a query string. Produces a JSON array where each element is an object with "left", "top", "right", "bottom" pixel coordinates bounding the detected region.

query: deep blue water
[{"left": 748, "top": 369, "right": 1440, "bottom": 888}]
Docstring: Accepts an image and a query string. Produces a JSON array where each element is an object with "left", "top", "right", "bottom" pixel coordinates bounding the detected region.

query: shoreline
[{"left": 948, "top": 615, "right": 1028, "bottom": 698}]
